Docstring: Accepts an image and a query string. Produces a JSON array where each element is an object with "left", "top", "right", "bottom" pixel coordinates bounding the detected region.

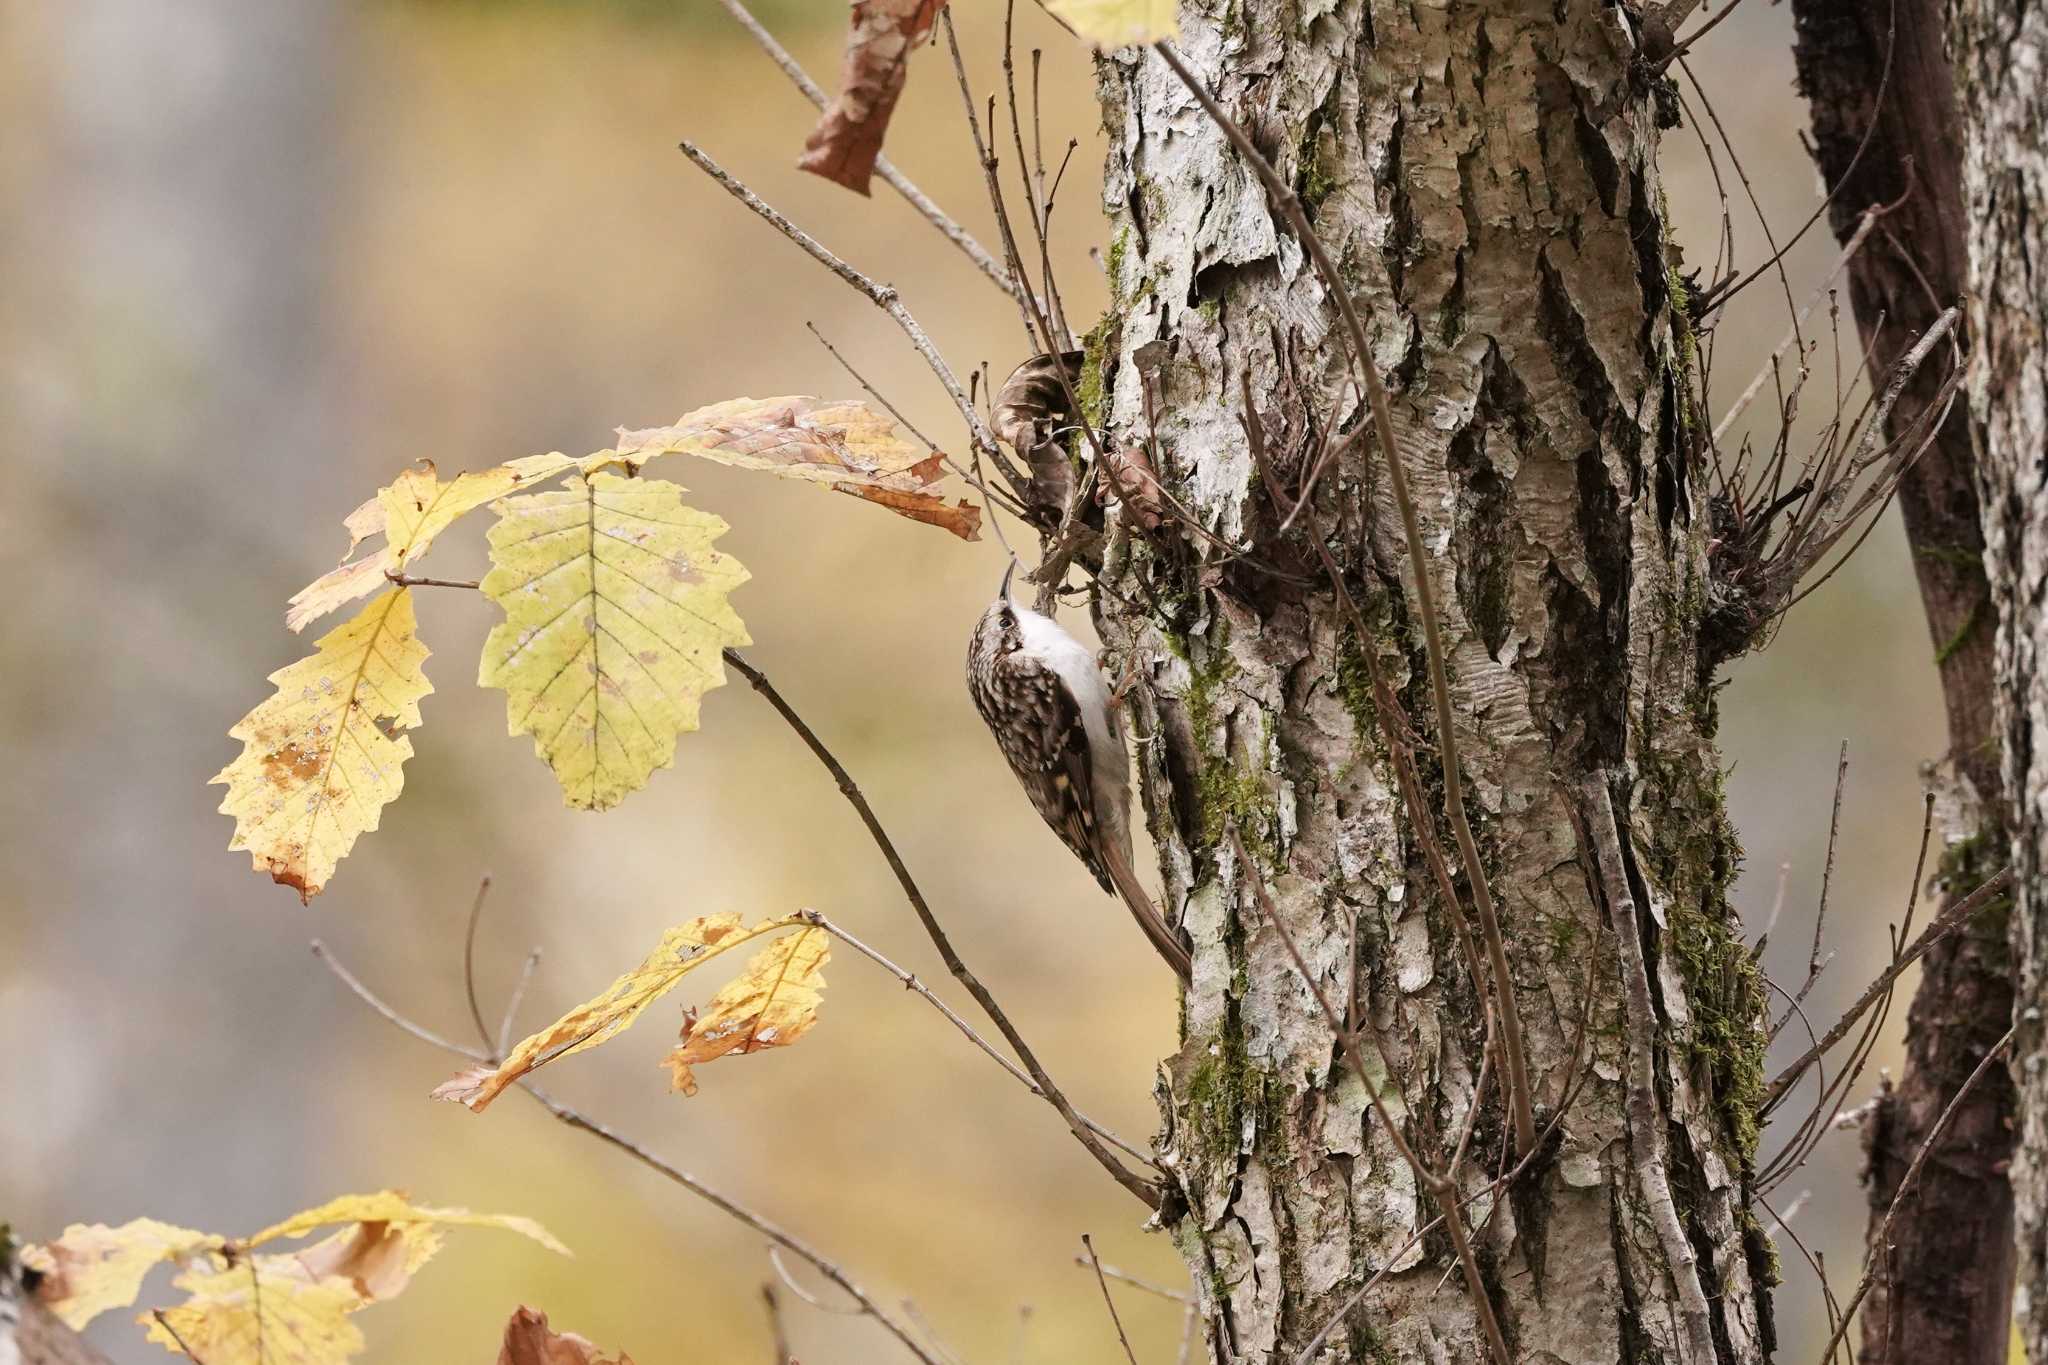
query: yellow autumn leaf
[
  {"left": 664, "top": 924, "right": 829, "bottom": 1096},
  {"left": 212, "top": 587, "right": 432, "bottom": 901},
  {"left": 476, "top": 472, "right": 750, "bottom": 811},
  {"left": 433, "top": 913, "right": 803, "bottom": 1111},
  {"left": 246, "top": 1191, "right": 568, "bottom": 1258},
  {"left": 285, "top": 454, "right": 579, "bottom": 632},
  {"left": 1046, "top": 0, "right": 1178, "bottom": 45},
  {"left": 22, "top": 1219, "right": 216, "bottom": 1329},
  {"left": 614, "top": 396, "right": 980, "bottom": 541},
  {"left": 142, "top": 1254, "right": 367, "bottom": 1365}
]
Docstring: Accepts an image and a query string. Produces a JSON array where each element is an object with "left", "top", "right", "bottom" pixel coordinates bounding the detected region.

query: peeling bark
[
  {"left": 1085, "top": 2, "right": 1771, "bottom": 1358},
  {"left": 1952, "top": 0, "right": 2048, "bottom": 1349},
  {"left": 1785, "top": 0, "right": 2016, "bottom": 1358}
]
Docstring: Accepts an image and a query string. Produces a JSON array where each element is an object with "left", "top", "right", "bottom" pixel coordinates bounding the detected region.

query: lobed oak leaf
[
  {"left": 475, "top": 473, "right": 750, "bottom": 810},
  {"left": 433, "top": 913, "right": 804, "bottom": 1111},
  {"left": 498, "top": 1305, "right": 636, "bottom": 1365},
  {"left": 797, "top": 0, "right": 948, "bottom": 195},
  {"left": 284, "top": 455, "right": 579, "bottom": 633},
  {"left": 212, "top": 587, "right": 432, "bottom": 902},
  {"left": 1046, "top": 0, "right": 1178, "bottom": 46},
  {"left": 664, "top": 924, "right": 829, "bottom": 1096},
  {"left": 22, "top": 1219, "right": 215, "bottom": 1330},
  {"left": 614, "top": 396, "right": 979, "bottom": 540}
]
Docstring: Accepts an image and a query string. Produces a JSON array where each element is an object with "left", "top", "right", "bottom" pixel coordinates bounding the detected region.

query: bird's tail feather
[{"left": 1103, "top": 843, "right": 1193, "bottom": 983}]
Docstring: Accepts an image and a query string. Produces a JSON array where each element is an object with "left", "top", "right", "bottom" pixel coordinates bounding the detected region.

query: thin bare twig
[
  {"left": 1080, "top": 1236, "right": 1141, "bottom": 1365},
  {"left": 462, "top": 874, "right": 496, "bottom": 1058},
  {"left": 1814, "top": 1025, "right": 2017, "bottom": 1363},
  {"left": 1762, "top": 866, "right": 2012, "bottom": 1109},
  {"left": 498, "top": 948, "right": 542, "bottom": 1062},
  {"left": 713, "top": 0, "right": 1017, "bottom": 301},
  {"left": 799, "top": 909, "right": 1157, "bottom": 1167},
  {"left": 1070, "top": 1255, "right": 1192, "bottom": 1304},
  {"left": 720, "top": 649, "right": 1162, "bottom": 1209},
  {"left": 677, "top": 139, "right": 1024, "bottom": 496},
  {"left": 762, "top": 1284, "right": 793, "bottom": 1365},
  {"left": 151, "top": 1309, "right": 208, "bottom": 1363},
  {"left": 309, "top": 941, "right": 947, "bottom": 1365}
]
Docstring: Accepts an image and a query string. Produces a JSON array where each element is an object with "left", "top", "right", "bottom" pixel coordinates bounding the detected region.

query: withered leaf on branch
[
  {"left": 284, "top": 455, "right": 577, "bottom": 633},
  {"left": 797, "top": 0, "right": 948, "bottom": 195},
  {"left": 498, "top": 1305, "right": 637, "bottom": 1365},
  {"left": 991, "top": 351, "right": 1085, "bottom": 515},
  {"left": 25, "top": 1192, "right": 563, "bottom": 1365},
  {"left": 664, "top": 924, "right": 829, "bottom": 1096},
  {"left": 616, "top": 396, "right": 979, "bottom": 540},
  {"left": 433, "top": 914, "right": 810, "bottom": 1111}
]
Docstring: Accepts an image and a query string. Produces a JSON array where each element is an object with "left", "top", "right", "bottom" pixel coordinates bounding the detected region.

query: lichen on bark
[{"left": 1084, "top": 0, "right": 1773, "bottom": 1358}]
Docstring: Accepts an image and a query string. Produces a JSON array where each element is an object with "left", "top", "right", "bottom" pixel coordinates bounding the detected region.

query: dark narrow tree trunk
[
  {"left": 1951, "top": 0, "right": 2048, "bottom": 1351},
  {"left": 1786, "top": 1, "right": 2015, "bottom": 1359},
  {"left": 1083, "top": 2, "right": 1773, "bottom": 1357}
]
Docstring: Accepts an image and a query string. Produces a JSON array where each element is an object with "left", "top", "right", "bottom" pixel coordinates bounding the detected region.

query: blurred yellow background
[{"left": 0, "top": 2, "right": 1950, "bottom": 1360}]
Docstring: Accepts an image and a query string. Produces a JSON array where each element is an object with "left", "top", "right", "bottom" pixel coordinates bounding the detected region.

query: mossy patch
[{"left": 1637, "top": 721, "right": 1766, "bottom": 1160}]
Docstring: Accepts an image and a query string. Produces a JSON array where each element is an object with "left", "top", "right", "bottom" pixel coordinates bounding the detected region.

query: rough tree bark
[
  {"left": 1082, "top": 2, "right": 1773, "bottom": 1359},
  {"left": 1951, "top": 0, "right": 2048, "bottom": 1352},
  {"left": 1786, "top": 0, "right": 2015, "bottom": 1359}
]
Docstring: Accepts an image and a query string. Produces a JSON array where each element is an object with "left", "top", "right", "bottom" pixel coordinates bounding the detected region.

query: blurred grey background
[{"left": 0, "top": 1, "right": 1947, "bottom": 1359}]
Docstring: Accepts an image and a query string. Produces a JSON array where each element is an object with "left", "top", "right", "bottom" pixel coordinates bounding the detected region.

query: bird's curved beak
[{"left": 999, "top": 558, "right": 1017, "bottom": 601}]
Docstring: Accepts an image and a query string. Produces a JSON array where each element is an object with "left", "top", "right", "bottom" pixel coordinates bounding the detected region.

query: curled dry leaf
[
  {"left": 476, "top": 473, "right": 751, "bottom": 812},
  {"left": 433, "top": 914, "right": 806, "bottom": 1111},
  {"left": 499, "top": 1305, "right": 637, "bottom": 1365},
  {"left": 615, "top": 396, "right": 979, "bottom": 541},
  {"left": 1099, "top": 445, "right": 1165, "bottom": 529},
  {"left": 213, "top": 587, "right": 432, "bottom": 902},
  {"left": 21, "top": 1219, "right": 215, "bottom": 1330},
  {"left": 1046, "top": 0, "right": 1179, "bottom": 46},
  {"left": 665, "top": 924, "right": 829, "bottom": 1096},
  {"left": 797, "top": 0, "right": 948, "bottom": 195},
  {"left": 284, "top": 454, "right": 577, "bottom": 633},
  {"left": 992, "top": 352, "right": 1085, "bottom": 516}
]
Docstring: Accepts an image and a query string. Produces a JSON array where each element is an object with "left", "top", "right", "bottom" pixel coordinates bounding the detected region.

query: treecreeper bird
[{"left": 966, "top": 567, "right": 1194, "bottom": 982}]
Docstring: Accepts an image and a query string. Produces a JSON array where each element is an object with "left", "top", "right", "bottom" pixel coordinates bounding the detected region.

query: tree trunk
[
  {"left": 1785, "top": 0, "right": 2015, "bottom": 1359},
  {"left": 1952, "top": 0, "right": 2048, "bottom": 1351},
  {"left": 1085, "top": 3, "right": 1772, "bottom": 1359}
]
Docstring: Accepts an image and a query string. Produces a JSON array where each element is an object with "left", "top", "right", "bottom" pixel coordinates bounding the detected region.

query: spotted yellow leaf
[
  {"left": 665, "top": 924, "right": 828, "bottom": 1096},
  {"left": 1046, "top": 0, "right": 1177, "bottom": 45},
  {"left": 21, "top": 1219, "right": 215, "bottom": 1329},
  {"left": 285, "top": 455, "right": 579, "bottom": 632},
  {"left": 476, "top": 472, "right": 749, "bottom": 811},
  {"left": 614, "top": 396, "right": 979, "bottom": 540},
  {"left": 433, "top": 913, "right": 803, "bottom": 1112},
  {"left": 213, "top": 587, "right": 432, "bottom": 902}
]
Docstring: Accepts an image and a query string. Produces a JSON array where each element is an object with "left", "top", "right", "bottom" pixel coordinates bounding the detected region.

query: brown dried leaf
[
  {"left": 797, "top": 0, "right": 948, "bottom": 195},
  {"left": 432, "top": 914, "right": 802, "bottom": 1112},
  {"left": 615, "top": 396, "right": 978, "bottom": 540},
  {"left": 664, "top": 925, "right": 828, "bottom": 1096},
  {"left": 499, "top": 1305, "right": 636, "bottom": 1365}
]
